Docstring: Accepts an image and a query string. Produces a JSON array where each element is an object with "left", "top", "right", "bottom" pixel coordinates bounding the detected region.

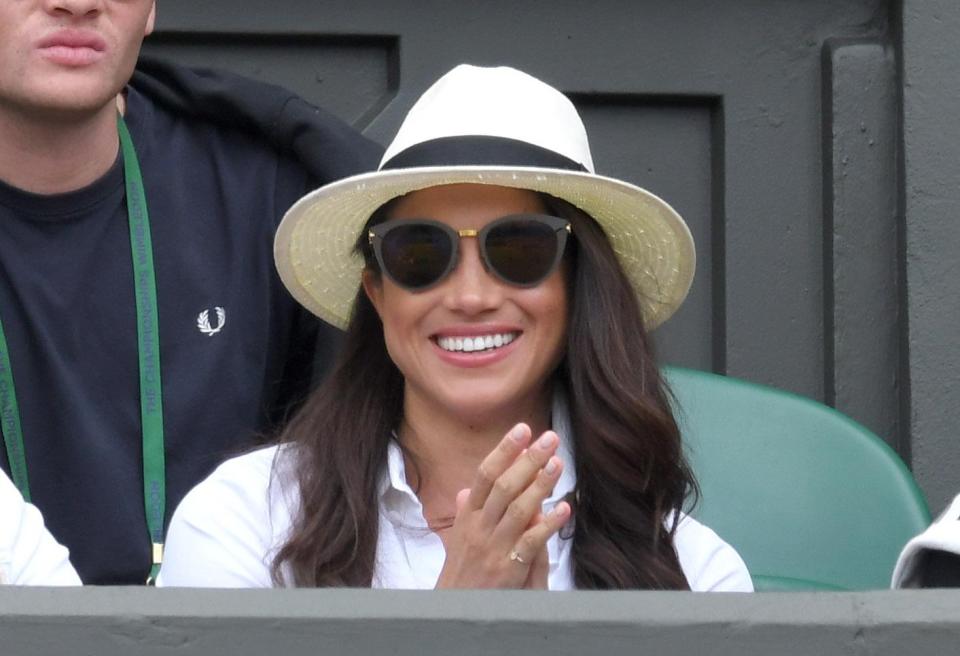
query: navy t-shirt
[{"left": 0, "top": 87, "right": 355, "bottom": 584}]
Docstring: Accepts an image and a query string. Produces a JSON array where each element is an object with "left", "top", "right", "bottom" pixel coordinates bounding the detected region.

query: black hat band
[{"left": 380, "top": 136, "right": 588, "bottom": 173}]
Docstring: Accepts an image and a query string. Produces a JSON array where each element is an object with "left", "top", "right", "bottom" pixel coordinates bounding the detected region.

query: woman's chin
[{"left": 414, "top": 383, "right": 550, "bottom": 430}]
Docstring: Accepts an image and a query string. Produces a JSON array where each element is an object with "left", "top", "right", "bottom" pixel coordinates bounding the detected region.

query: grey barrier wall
[
  {"left": 902, "top": 0, "right": 960, "bottom": 513},
  {"left": 3, "top": 588, "right": 960, "bottom": 656}
]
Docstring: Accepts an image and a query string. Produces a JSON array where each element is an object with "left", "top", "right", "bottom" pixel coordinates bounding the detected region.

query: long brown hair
[{"left": 272, "top": 192, "right": 697, "bottom": 589}]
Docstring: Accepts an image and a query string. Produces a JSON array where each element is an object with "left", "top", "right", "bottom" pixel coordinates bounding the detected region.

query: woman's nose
[{"left": 441, "top": 238, "right": 504, "bottom": 315}]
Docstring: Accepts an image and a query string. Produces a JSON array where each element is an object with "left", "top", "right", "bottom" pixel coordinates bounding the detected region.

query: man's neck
[{"left": 0, "top": 102, "right": 121, "bottom": 195}]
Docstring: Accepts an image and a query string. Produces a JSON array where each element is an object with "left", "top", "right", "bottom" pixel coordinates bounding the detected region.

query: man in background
[{"left": 0, "top": 0, "right": 381, "bottom": 583}]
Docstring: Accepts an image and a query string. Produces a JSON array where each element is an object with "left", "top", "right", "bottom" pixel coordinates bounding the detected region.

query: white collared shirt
[
  {"left": 0, "top": 470, "right": 81, "bottom": 586},
  {"left": 159, "top": 436, "right": 753, "bottom": 591}
]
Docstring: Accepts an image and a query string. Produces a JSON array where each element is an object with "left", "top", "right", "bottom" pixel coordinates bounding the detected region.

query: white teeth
[{"left": 437, "top": 332, "right": 518, "bottom": 353}]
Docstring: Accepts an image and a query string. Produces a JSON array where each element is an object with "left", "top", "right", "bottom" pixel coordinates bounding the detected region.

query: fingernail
[
  {"left": 510, "top": 424, "right": 527, "bottom": 443},
  {"left": 536, "top": 432, "right": 557, "bottom": 450},
  {"left": 544, "top": 457, "right": 559, "bottom": 475}
]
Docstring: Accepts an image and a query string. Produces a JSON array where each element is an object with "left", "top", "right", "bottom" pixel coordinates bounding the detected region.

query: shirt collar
[{"left": 380, "top": 437, "right": 417, "bottom": 501}]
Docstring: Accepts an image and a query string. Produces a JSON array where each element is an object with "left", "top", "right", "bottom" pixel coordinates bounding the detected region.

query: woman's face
[{"left": 363, "top": 183, "right": 569, "bottom": 423}]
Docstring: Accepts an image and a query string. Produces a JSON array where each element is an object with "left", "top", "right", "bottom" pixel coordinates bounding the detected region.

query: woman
[{"left": 157, "top": 65, "right": 752, "bottom": 591}]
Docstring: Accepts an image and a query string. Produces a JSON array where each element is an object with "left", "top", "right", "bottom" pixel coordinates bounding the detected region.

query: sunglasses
[{"left": 368, "top": 213, "right": 572, "bottom": 291}]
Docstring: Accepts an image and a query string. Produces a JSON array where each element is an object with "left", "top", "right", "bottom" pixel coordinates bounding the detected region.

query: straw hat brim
[{"left": 274, "top": 165, "right": 696, "bottom": 331}]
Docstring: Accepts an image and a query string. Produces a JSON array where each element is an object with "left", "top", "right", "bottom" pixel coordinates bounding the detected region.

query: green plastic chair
[{"left": 663, "top": 366, "right": 931, "bottom": 591}]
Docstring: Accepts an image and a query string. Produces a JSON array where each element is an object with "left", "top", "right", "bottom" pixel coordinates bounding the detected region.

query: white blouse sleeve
[
  {"left": 0, "top": 470, "right": 81, "bottom": 586},
  {"left": 157, "top": 447, "right": 290, "bottom": 588},
  {"left": 674, "top": 513, "right": 754, "bottom": 592}
]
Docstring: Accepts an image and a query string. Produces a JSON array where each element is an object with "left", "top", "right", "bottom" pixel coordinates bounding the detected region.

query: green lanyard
[{"left": 0, "top": 116, "right": 166, "bottom": 582}]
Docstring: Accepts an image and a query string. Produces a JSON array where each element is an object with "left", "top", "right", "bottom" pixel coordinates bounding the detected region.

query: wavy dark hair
[{"left": 272, "top": 191, "right": 698, "bottom": 589}]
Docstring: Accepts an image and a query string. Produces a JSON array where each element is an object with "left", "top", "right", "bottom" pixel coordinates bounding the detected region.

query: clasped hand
[{"left": 434, "top": 423, "right": 572, "bottom": 589}]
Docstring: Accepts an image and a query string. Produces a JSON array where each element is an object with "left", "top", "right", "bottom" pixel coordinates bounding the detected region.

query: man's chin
[{"left": 7, "top": 84, "right": 123, "bottom": 124}]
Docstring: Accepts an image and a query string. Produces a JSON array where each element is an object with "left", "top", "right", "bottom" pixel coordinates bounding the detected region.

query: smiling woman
[
  {"left": 157, "top": 64, "right": 752, "bottom": 592},
  {"left": 363, "top": 184, "right": 569, "bottom": 435}
]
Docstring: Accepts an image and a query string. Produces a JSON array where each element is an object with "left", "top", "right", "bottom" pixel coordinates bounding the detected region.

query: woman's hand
[{"left": 434, "top": 423, "right": 572, "bottom": 589}]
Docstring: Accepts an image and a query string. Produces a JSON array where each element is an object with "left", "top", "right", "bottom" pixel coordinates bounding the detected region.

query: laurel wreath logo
[{"left": 197, "top": 307, "right": 226, "bottom": 336}]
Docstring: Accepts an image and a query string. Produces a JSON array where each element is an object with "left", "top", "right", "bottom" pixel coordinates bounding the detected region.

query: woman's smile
[
  {"left": 430, "top": 327, "right": 523, "bottom": 369},
  {"left": 434, "top": 330, "right": 519, "bottom": 353}
]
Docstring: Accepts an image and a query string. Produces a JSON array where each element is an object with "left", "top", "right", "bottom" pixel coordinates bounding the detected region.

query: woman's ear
[{"left": 361, "top": 269, "right": 384, "bottom": 318}]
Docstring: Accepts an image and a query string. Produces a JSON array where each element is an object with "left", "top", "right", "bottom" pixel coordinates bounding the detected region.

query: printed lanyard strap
[{"left": 0, "top": 115, "right": 166, "bottom": 582}]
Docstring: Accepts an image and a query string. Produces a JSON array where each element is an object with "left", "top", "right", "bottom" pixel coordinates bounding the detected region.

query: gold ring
[{"left": 509, "top": 550, "right": 526, "bottom": 564}]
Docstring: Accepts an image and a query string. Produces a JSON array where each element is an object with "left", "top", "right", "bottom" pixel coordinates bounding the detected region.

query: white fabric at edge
[
  {"left": 0, "top": 470, "right": 81, "bottom": 585},
  {"left": 891, "top": 493, "right": 960, "bottom": 588}
]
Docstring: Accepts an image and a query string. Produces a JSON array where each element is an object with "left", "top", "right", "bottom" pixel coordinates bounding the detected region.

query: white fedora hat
[{"left": 274, "top": 64, "right": 695, "bottom": 330}]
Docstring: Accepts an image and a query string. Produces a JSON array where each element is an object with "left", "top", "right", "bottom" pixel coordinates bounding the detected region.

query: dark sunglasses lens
[
  {"left": 485, "top": 218, "right": 560, "bottom": 285},
  {"left": 380, "top": 223, "right": 453, "bottom": 289}
]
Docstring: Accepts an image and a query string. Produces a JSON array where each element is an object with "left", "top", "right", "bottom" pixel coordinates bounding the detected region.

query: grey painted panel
[
  {"left": 141, "top": 35, "right": 397, "bottom": 128},
  {"left": 573, "top": 97, "right": 716, "bottom": 369},
  {"left": 903, "top": 0, "right": 960, "bottom": 511},
  {"left": 149, "top": 0, "right": 891, "bottom": 394},
  {"left": 3, "top": 588, "right": 960, "bottom": 656},
  {"left": 823, "top": 39, "right": 901, "bottom": 450},
  {"left": 707, "top": 2, "right": 889, "bottom": 401},
  {"left": 143, "top": 1, "right": 951, "bottom": 496}
]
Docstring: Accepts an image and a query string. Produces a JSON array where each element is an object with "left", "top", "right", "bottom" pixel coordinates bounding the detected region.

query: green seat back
[{"left": 663, "top": 366, "right": 931, "bottom": 591}]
